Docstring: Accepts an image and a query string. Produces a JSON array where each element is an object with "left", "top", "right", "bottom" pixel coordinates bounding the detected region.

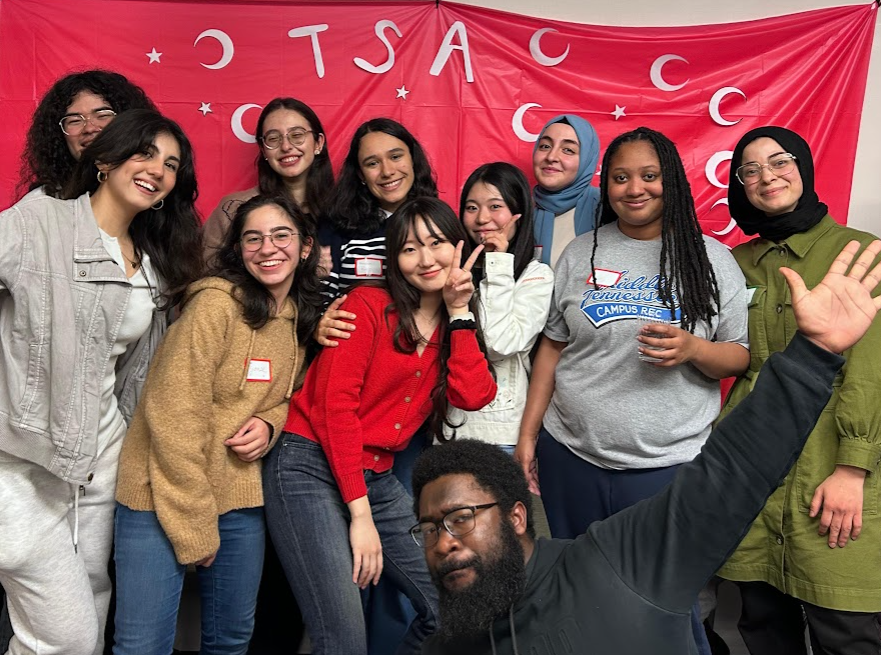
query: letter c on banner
[
  {"left": 530, "top": 28, "right": 569, "bottom": 67},
  {"left": 194, "top": 29, "right": 234, "bottom": 70},
  {"left": 709, "top": 87, "right": 746, "bottom": 126},
  {"left": 430, "top": 21, "right": 474, "bottom": 83},
  {"left": 512, "top": 103, "right": 542, "bottom": 142},
  {"left": 705, "top": 150, "right": 733, "bottom": 189},
  {"left": 288, "top": 24, "right": 329, "bottom": 78},
  {"left": 710, "top": 199, "right": 739, "bottom": 236},
  {"left": 231, "top": 104, "right": 262, "bottom": 143},
  {"left": 354, "top": 20, "right": 402, "bottom": 74}
]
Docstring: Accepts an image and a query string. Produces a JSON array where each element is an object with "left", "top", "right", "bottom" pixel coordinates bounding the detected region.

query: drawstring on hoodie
[
  {"left": 238, "top": 310, "right": 300, "bottom": 399},
  {"left": 487, "top": 606, "right": 520, "bottom": 655},
  {"left": 72, "top": 484, "right": 85, "bottom": 553},
  {"left": 238, "top": 329, "right": 258, "bottom": 392}
]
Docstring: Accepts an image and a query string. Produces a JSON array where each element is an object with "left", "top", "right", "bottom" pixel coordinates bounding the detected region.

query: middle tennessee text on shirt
[{"left": 580, "top": 270, "right": 682, "bottom": 328}]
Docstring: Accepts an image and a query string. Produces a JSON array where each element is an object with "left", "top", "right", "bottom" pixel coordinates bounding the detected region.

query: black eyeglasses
[
  {"left": 260, "top": 129, "right": 315, "bottom": 150},
  {"left": 409, "top": 503, "right": 498, "bottom": 548}
]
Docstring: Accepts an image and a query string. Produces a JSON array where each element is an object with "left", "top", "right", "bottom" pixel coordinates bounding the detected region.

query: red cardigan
[{"left": 285, "top": 286, "right": 497, "bottom": 502}]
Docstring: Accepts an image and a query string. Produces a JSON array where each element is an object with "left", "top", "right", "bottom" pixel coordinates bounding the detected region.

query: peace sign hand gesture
[
  {"left": 783, "top": 240, "right": 881, "bottom": 354},
  {"left": 444, "top": 241, "right": 484, "bottom": 314}
]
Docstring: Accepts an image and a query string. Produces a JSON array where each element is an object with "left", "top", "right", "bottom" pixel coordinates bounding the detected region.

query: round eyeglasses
[
  {"left": 260, "top": 129, "right": 315, "bottom": 150},
  {"left": 241, "top": 230, "right": 298, "bottom": 252},
  {"left": 735, "top": 154, "right": 797, "bottom": 185},
  {"left": 59, "top": 109, "right": 117, "bottom": 136},
  {"left": 409, "top": 503, "right": 499, "bottom": 548}
]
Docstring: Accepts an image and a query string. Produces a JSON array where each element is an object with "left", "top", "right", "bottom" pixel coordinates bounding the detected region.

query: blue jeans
[
  {"left": 363, "top": 430, "right": 427, "bottom": 654},
  {"left": 113, "top": 504, "right": 265, "bottom": 655},
  {"left": 263, "top": 433, "right": 438, "bottom": 655}
]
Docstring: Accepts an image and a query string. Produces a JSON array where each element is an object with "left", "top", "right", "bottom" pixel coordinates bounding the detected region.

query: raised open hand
[
  {"left": 443, "top": 241, "right": 484, "bottom": 313},
  {"left": 781, "top": 240, "right": 881, "bottom": 354}
]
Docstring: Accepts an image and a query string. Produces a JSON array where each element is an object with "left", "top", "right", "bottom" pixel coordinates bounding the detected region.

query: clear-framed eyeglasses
[
  {"left": 58, "top": 109, "right": 117, "bottom": 136},
  {"left": 260, "top": 129, "right": 315, "bottom": 150},
  {"left": 240, "top": 230, "right": 298, "bottom": 252},
  {"left": 735, "top": 153, "right": 797, "bottom": 185},
  {"left": 409, "top": 503, "right": 499, "bottom": 548}
]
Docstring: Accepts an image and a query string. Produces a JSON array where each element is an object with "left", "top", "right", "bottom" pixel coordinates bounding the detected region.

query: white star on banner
[
  {"left": 611, "top": 105, "right": 626, "bottom": 120},
  {"left": 198, "top": 102, "right": 212, "bottom": 116},
  {"left": 396, "top": 85, "right": 410, "bottom": 100},
  {"left": 146, "top": 48, "right": 162, "bottom": 64}
]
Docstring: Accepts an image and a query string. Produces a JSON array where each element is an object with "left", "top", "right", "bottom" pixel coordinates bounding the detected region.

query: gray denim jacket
[{"left": 0, "top": 192, "right": 167, "bottom": 484}]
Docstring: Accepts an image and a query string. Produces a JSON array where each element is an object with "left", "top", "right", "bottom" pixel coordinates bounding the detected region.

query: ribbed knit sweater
[
  {"left": 284, "top": 285, "right": 497, "bottom": 503},
  {"left": 116, "top": 277, "right": 307, "bottom": 564}
]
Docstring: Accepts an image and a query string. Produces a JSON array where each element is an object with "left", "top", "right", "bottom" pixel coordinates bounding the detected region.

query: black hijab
[{"left": 728, "top": 126, "right": 827, "bottom": 242}]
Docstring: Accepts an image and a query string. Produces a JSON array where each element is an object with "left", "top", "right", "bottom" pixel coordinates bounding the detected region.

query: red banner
[{"left": 0, "top": 1, "right": 875, "bottom": 245}]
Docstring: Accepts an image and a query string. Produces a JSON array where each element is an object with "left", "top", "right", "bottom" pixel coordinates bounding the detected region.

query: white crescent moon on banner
[
  {"left": 649, "top": 54, "right": 689, "bottom": 92},
  {"left": 705, "top": 150, "right": 733, "bottom": 189},
  {"left": 709, "top": 87, "right": 746, "bottom": 126},
  {"left": 512, "top": 103, "right": 543, "bottom": 142},
  {"left": 710, "top": 198, "right": 739, "bottom": 236},
  {"left": 231, "top": 103, "right": 261, "bottom": 143},
  {"left": 194, "top": 29, "right": 235, "bottom": 70},
  {"left": 529, "top": 28, "right": 569, "bottom": 67}
]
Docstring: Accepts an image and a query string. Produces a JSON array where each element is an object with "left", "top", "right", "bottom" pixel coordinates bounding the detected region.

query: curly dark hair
[
  {"left": 592, "top": 127, "right": 720, "bottom": 333},
  {"left": 382, "top": 197, "right": 492, "bottom": 442},
  {"left": 63, "top": 109, "right": 202, "bottom": 310},
  {"left": 412, "top": 439, "right": 535, "bottom": 539},
  {"left": 255, "top": 97, "right": 334, "bottom": 217},
  {"left": 208, "top": 194, "right": 323, "bottom": 341},
  {"left": 18, "top": 69, "right": 155, "bottom": 199},
  {"left": 459, "top": 162, "right": 536, "bottom": 283},
  {"left": 326, "top": 118, "right": 437, "bottom": 234}
]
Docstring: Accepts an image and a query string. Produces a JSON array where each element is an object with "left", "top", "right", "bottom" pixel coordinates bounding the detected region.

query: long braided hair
[{"left": 591, "top": 127, "right": 720, "bottom": 333}]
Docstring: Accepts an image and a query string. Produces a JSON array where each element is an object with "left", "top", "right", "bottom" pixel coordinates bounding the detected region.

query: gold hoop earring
[
  {"left": 151, "top": 199, "right": 165, "bottom": 211},
  {"left": 97, "top": 171, "right": 108, "bottom": 183}
]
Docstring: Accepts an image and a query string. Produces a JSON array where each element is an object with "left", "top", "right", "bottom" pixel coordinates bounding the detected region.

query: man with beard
[{"left": 410, "top": 240, "right": 881, "bottom": 654}]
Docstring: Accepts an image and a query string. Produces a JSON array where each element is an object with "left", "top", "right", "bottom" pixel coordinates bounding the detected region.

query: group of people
[{"left": 0, "top": 67, "right": 878, "bottom": 655}]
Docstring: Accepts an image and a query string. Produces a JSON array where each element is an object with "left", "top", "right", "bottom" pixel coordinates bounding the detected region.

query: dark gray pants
[
  {"left": 0, "top": 587, "right": 12, "bottom": 652},
  {"left": 737, "top": 581, "right": 881, "bottom": 655}
]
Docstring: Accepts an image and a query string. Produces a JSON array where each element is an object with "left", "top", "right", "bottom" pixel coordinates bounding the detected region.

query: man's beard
[{"left": 431, "top": 519, "right": 527, "bottom": 641}]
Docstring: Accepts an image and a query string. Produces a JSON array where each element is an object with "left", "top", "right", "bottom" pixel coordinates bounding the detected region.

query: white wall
[{"left": 458, "top": 0, "right": 881, "bottom": 236}]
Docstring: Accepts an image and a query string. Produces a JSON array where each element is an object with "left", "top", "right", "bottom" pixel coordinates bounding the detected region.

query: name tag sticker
[
  {"left": 746, "top": 287, "right": 758, "bottom": 302},
  {"left": 246, "top": 358, "right": 272, "bottom": 382},
  {"left": 355, "top": 257, "right": 383, "bottom": 277},
  {"left": 587, "top": 268, "right": 622, "bottom": 288}
]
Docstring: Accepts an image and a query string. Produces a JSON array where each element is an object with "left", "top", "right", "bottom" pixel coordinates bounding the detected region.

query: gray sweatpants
[{"left": 0, "top": 428, "right": 123, "bottom": 655}]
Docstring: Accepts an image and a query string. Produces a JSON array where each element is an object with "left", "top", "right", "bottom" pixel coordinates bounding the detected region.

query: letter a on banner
[{"left": 430, "top": 21, "right": 473, "bottom": 82}]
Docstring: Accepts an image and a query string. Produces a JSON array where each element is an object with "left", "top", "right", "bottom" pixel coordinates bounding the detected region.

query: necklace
[
  {"left": 119, "top": 245, "right": 140, "bottom": 270},
  {"left": 414, "top": 308, "right": 441, "bottom": 343}
]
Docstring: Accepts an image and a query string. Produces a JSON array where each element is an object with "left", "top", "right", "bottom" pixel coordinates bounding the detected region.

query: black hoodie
[{"left": 423, "top": 333, "right": 842, "bottom": 654}]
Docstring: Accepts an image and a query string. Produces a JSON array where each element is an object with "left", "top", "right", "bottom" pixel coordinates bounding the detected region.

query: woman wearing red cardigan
[{"left": 263, "top": 197, "right": 496, "bottom": 655}]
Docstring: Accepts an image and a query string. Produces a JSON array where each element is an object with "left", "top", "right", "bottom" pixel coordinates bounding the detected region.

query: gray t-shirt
[{"left": 543, "top": 222, "right": 748, "bottom": 469}]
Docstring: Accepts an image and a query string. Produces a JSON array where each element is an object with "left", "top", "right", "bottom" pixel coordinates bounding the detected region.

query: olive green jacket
[{"left": 717, "top": 215, "right": 881, "bottom": 612}]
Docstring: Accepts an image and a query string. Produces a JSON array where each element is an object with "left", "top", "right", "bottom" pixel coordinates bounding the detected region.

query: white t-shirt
[{"left": 96, "top": 230, "right": 157, "bottom": 454}]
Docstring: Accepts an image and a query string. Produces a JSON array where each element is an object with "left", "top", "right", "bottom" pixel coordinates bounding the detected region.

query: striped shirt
[{"left": 319, "top": 218, "right": 388, "bottom": 303}]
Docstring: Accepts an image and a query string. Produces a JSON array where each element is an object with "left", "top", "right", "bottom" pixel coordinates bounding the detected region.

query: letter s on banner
[{"left": 354, "top": 19, "right": 402, "bottom": 74}]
